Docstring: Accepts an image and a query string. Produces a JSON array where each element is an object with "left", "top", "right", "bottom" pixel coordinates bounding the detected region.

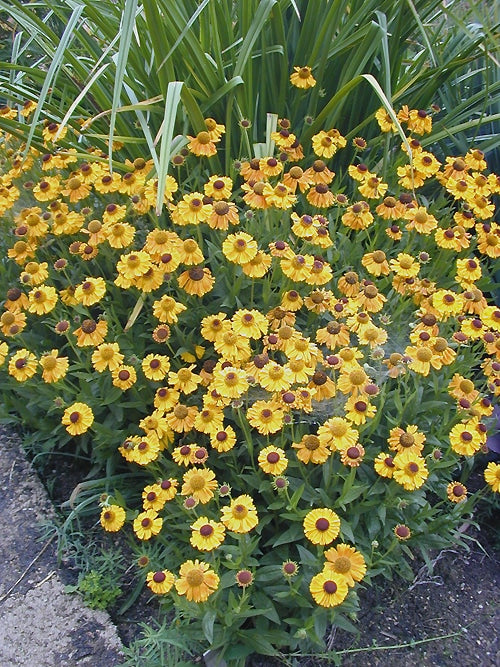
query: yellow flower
[
  {"left": 187, "top": 131, "right": 218, "bottom": 157},
  {"left": 258, "top": 445, "right": 288, "bottom": 475},
  {"left": 388, "top": 425, "right": 426, "bottom": 455},
  {"left": 175, "top": 559, "right": 219, "bottom": 602},
  {"left": 290, "top": 66, "right": 316, "bottom": 89},
  {"left": 221, "top": 495, "right": 258, "bottom": 533},
  {"left": 393, "top": 451, "right": 428, "bottom": 490},
  {"left": 449, "top": 422, "right": 483, "bottom": 456},
  {"left": 74, "top": 277, "right": 106, "bottom": 306},
  {"left": 210, "top": 426, "right": 237, "bottom": 452},
  {"left": 39, "top": 350, "right": 69, "bottom": 383},
  {"left": 28, "top": 284, "right": 58, "bottom": 315},
  {"left": 168, "top": 365, "right": 202, "bottom": 395},
  {"left": 8, "top": 349, "right": 38, "bottom": 381},
  {"left": 190, "top": 517, "right": 226, "bottom": 551},
  {"left": 61, "top": 402, "right": 94, "bottom": 436},
  {"left": 324, "top": 543, "right": 367, "bottom": 587},
  {"left": 446, "top": 482, "right": 467, "bottom": 503},
  {"left": 170, "top": 192, "right": 212, "bottom": 226},
  {"left": 309, "top": 570, "right": 349, "bottom": 607},
  {"left": 74, "top": 319, "right": 108, "bottom": 347},
  {"left": 222, "top": 232, "right": 258, "bottom": 264},
  {"left": 112, "top": 365, "right": 137, "bottom": 390},
  {"left": 247, "top": 400, "right": 284, "bottom": 435},
  {"left": 142, "top": 354, "right": 171, "bottom": 381},
  {"left": 152, "top": 295, "right": 186, "bottom": 324},
  {"left": 181, "top": 468, "right": 218, "bottom": 504},
  {"left": 484, "top": 462, "right": 500, "bottom": 493},
  {"left": 146, "top": 570, "right": 175, "bottom": 595},
  {"left": 142, "top": 484, "right": 167, "bottom": 512},
  {"left": 292, "top": 434, "right": 330, "bottom": 465},
  {"left": 373, "top": 452, "right": 396, "bottom": 478},
  {"left": 91, "top": 343, "right": 124, "bottom": 373},
  {"left": 100, "top": 505, "right": 126, "bottom": 532},
  {"left": 166, "top": 404, "right": 198, "bottom": 433},
  {"left": 303, "top": 508, "right": 340, "bottom": 546},
  {"left": 133, "top": 510, "right": 163, "bottom": 540},
  {"left": 178, "top": 267, "right": 215, "bottom": 296}
]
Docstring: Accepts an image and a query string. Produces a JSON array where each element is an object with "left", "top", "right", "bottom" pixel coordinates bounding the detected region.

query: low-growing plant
[
  {"left": 66, "top": 569, "right": 123, "bottom": 611},
  {"left": 1, "top": 92, "right": 499, "bottom": 660}
]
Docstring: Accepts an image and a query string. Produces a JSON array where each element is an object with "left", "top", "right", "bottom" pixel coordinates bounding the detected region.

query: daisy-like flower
[
  {"left": 340, "top": 444, "right": 365, "bottom": 467},
  {"left": 112, "top": 365, "right": 137, "bottom": 390},
  {"left": 171, "top": 193, "right": 212, "bottom": 226},
  {"left": 484, "top": 462, "right": 500, "bottom": 493},
  {"left": 292, "top": 434, "right": 331, "bottom": 465},
  {"left": 303, "top": 508, "right": 341, "bottom": 546},
  {"left": 91, "top": 343, "right": 124, "bottom": 373},
  {"left": 393, "top": 451, "right": 428, "bottom": 490},
  {"left": 158, "top": 478, "right": 178, "bottom": 503},
  {"left": 190, "top": 517, "right": 226, "bottom": 551},
  {"left": 258, "top": 445, "right": 288, "bottom": 475},
  {"left": 449, "top": 422, "right": 483, "bottom": 456},
  {"left": 222, "top": 232, "right": 258, "bottom": 264},
  {"left": 388, "top": 425, "right": 426, "bottom": 455},
  {"left": 374, "top": 452, "right": 396, "bottom": 478},
  {"left": 168, "top": 365, "right": 202, "bottom": 395},
  {"left": 344, "top": 395, "right": 376, "bottom": 424},
  {"left": 133, "top": 510, "right": 163, "bottom": 540},
  {"left": 247, "top": 400, "right": 284, "bottom": 435},
  {"left": 341, "top": 201, "right": 374, "bottom": 230},
  {"left": 312, "top": 131, "right": 339, "bottom": 159},
  {"left": 175, "top": 559, "right": 219, "bottom": 602},
  {"left": 146, "top": 570, "right": 175, "bottom": 595},
  {"left": 447, "top": 482, "right": 467, "bottom": 503},
  {"left": 394, "top": 524, "right": 411, "bottom": 540},
  {"left": 39, "top": 350, "right": 69, "bottom": 383},
  {"left": 61, "top": 402, "right": 94, "bottom": 436},
  {"left": 166, "top": 404, "right": 198, "bottom": 434},
  {"left": 187, "top": 131, "right": 218, "bottom": 157},
  {"left": 181, "top": 468, "right": 218, "bottom": 504},
  {"left": 152, "top": 295, "right": 186, "bottom": 324},
  {"left": 324, "top": 543, "right": 367, "bottom": 587},
  {"left": 177, "top": 267, "right": 215, "bottom": 297},
  {"left": 309, "top": 570, "right": 349, "bottom": 608},
  {"left": 74, "top": 319, "right": 108, "bottom": 348},
  {"left": 221, "top": 495, "right": 258, "bottom": 533},
  {"left": 100, "top": 505, "right": 126, "bottom": 532},
  {"left": 317, "top": 417, "right": 359, "bottom": 452},
  {"left": 232, "top": 309, "right": 268, "bottom": 339},
  {"left": 290, "top": 66, "right": 316, "bottom": 89},
  {"left": 142, "top": 354, "right": 170, "bottom": 381},
  {"left": 241, "top": 250, "right": 272, "bottom": 278},
  {"left": 27, "top": 284, "right": 58, "bottom": 315},
  {"left": 211, "top": 366, "right": 249, "bottom": 399},
  {"left": 210, "top": 426, "right": 237, "bottom": 453},
  {"left": 375, "top": 107, "right": 396, "bottom": 133},
  {"left": 390, "top": 253, "right": 420, "bottom": 278},
  {"left": 142, "top": 484, "right": 167, "bottom": 512}
]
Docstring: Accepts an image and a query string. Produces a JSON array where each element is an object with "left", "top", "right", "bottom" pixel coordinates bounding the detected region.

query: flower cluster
[{"left": 0, "top": 92, "right": 499, "bottom": 650}]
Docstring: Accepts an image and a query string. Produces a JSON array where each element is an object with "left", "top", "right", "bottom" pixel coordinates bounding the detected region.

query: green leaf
[
  {"left": 109, "top": 0, "right": 139, "bottom": 170},
  {"left": 156, "top": 81, "right": 184, "bottom": 214},
  {"left": 267, "top": 522, "right": 302, "bottom": 548},
  {"left": 202, "top": 609, "right": 216, "bottom": 645}
]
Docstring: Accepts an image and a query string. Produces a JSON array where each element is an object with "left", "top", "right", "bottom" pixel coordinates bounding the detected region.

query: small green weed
[{"left": 66, "top": 569, "right": 122, "bottom": 611}]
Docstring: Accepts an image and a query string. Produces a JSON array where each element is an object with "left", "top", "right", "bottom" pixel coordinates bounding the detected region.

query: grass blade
[{"left": 156, "top": 81, "right": 183, "bottom": 216}]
